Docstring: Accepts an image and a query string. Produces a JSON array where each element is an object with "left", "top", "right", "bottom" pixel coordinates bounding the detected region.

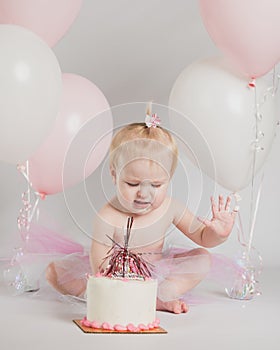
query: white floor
[{"left": 0, "top": 265, "right": 279, "bottom": 350}]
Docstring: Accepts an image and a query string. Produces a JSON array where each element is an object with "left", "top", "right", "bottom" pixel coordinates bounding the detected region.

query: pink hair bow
[{"left": 145, "top": 113, "right": 161, "bottom": 128}]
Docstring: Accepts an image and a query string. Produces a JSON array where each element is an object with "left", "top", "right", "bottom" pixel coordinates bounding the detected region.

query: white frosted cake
[
  {"left": 81, "top": 276, "right": 159, "bottom": 332},
  {"left": 81, "top": 217, "right": 160, "bottom": 332}
]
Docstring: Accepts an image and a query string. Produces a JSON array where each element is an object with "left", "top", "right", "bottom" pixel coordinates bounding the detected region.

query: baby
[
  {"left": 89, "top": 114, "right": 237, "bottom": 313},
  {"left": 47, "top": 112, "right": 237, "bottom": 314}
]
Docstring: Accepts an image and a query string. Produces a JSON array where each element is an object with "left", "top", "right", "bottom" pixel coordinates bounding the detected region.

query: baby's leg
[
  {"left": 157, "top": 248, "right": 211, "bottom": 313},
  {"left": 46, "top": 259, "right": 87, "bottom": 297}
]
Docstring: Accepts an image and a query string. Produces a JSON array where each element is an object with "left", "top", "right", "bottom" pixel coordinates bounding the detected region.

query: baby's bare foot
[
  {"left": 45, "top": 262, "right": 66, "bottom": 294},
  {"left": 156, "top": 298, "right": 188, "bottom": 314},
  {"left": 46, "top": 262, "right": 86, "bottom": 297}
]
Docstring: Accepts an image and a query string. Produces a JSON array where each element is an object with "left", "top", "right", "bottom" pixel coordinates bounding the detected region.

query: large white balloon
[
  {"left": 169, "top": 57, "right": 277, "bottom": 192},
  {"left": 0, "top": 25, "right": 62, "bottom": 164}
]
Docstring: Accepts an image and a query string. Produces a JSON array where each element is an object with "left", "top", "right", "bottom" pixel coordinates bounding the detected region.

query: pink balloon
[
  {"left": 0, "top": 0, "right": 83, "bottom": 47},
  {"left": 199, "top": 0, "right": 280, "bottom": 78},
  {"left": 29, "top": 73, "right": 112, "bottom": 195}
]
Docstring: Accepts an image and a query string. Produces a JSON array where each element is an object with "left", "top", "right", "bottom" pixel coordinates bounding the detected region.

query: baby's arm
[
  {"left": 89, "top": 206, "right": 114, "bottom": 274},
  {"left": 90, "top": 240, "right": 111, "bottom": 274},
  {"left": 173, "top": 196, "right": 236, "bottom": 248}
]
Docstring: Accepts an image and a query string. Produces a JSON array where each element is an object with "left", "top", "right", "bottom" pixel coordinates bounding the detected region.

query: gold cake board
[{"left": 73, "top": 319, "right": 167, "bottom": 334}]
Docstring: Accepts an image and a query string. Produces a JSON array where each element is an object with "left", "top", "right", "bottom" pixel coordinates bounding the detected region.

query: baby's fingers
[
  {"left": 225, "top": 196, "right": 231, "bottom": 212},
  {"left": 210, "top": 196, "right": 218, "bottom": 217},
  {"left": 218, "top": 195, "right": 224, "bottom": 211}
]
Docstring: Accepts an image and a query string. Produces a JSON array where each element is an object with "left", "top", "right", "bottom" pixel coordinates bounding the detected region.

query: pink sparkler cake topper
[{"left": 100, "top": 217, "right": 153, "bottom": 280}]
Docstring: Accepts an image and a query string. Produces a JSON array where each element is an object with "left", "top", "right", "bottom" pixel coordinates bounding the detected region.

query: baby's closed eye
[
  {"left": 125, "top": 182, "right": 139, "bottom": 187},
  {"left": 151, "top": 184, "right": 162, "bottom": 188},
  {"left": 125, "top": 181, "right": 163, "bottom": 188}
]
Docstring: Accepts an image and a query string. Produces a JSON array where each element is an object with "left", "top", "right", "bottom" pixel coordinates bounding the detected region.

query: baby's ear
[{"left": 110, "top": 166, "right": 116, "bottom": 184}]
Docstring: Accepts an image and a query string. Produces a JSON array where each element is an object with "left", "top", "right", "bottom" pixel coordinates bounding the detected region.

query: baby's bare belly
[{"left": 130, "top": 241, "right": 164, "bottom": 264}]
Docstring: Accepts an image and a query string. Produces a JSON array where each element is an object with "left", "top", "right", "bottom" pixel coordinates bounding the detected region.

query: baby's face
[{"left": 113, "top": 159, "right": 171, "bottom": 215}]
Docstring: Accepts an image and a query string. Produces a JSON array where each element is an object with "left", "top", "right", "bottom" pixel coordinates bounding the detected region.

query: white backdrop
[{"left": 1, "top": 0, "right": 280, "bottom": 268}]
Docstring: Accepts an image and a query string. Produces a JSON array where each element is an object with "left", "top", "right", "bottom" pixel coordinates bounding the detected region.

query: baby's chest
[{"left": 112, "top": 215, "right": 172, "bottom": 249}]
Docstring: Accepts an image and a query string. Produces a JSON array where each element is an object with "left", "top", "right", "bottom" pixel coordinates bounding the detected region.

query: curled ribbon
[
  {"left": 16, "top": 161, "right": 44, "bottom": 241},
  {"left": 226, "top": 75, "right": 275, "bottom": 300}
]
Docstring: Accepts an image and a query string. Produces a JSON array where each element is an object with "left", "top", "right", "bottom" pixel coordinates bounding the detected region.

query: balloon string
[
  {"left": 228, "top": 191, "right": 244, "bottom": 247},
  {"left": 272, "top": 65, "right": 280, "bottom": 96},
  {"left": 244, "top": 74, "right": 274, "bottom": 258},
  {"left": 17, "top": 161, "right": 41, "bottom": 242},
  {"left": 246, "top": 82, "right": 259, "bottom": 256},
  {"left": 245, "top": 66, "right": 278, "bottom": 259},
  {"left": 234, "top": 182, "right": 264, "bottom": 271},
  {"left": 247, "top": 172, "right": 264, "bottom": 256},
  {"left": 272, "top": 66, "right": 276, "bottom": 95},
  {"left": 233, "top": 77, "right": 268, "bottom": 259}
]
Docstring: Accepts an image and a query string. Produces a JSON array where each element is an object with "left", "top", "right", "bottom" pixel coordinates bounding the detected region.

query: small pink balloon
[
  {"left": 0, "top": 0, "right": 83, "bottom": 47},
  {"left": 29, "top": 73, "right": 113, "bottom": 195},
  {"left": 199, "top": 0, "right": 280, "bottom": 77}
]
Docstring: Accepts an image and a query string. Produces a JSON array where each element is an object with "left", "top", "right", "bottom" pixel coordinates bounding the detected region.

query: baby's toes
[
  {"left": 173, "top": 301, "right": 183, "bottom": 314},
  {"left": 173, "top": 300, "right": 188, "bottom": 314},
  {"left": 181, "top": 300, "right": 189, "bottom": 313}
]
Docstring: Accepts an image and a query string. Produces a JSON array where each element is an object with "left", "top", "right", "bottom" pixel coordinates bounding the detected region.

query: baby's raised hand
[{"left": 199, "top": 195, "right": 238, "bottom": 239}]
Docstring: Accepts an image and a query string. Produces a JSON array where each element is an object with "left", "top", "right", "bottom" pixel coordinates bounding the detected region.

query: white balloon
[
  {"left": 169, "top": 57, "right": 277, "bottom": 192},
  {"left": 0, "top": 25, "right": 62, "bottom": 164}
]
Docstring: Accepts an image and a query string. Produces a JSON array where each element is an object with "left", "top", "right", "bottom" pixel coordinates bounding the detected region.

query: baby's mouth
[{"left": 133, "top": 200, "right": 151, "bottom": 207}]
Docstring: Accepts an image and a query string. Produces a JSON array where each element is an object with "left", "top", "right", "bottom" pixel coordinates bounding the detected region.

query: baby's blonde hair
[{"left": 110, "top": 123, "right": 178, "bottom": 177}]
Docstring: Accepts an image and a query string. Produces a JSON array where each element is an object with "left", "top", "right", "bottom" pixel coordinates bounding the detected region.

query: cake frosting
[{"left": 83, "top": 275, "right": 159, "bottom": 331}]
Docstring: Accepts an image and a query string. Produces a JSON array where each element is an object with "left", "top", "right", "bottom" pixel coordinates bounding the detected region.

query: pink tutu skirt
[{"left": 3, "top": 224, "right": 243, "bottom": 304}]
